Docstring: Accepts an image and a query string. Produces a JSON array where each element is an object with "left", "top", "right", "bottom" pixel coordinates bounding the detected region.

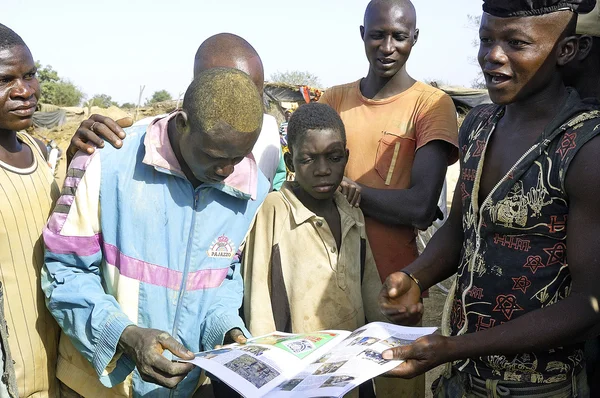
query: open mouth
[
  {"left": 485, "top": 71, "right": 511, "bottom": 85},
  {"left": 377, "top": 58, "right": 396, "bottom": 67}
]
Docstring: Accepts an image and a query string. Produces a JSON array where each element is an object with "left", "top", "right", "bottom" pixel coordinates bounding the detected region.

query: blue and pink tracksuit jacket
[{"left": 42, "top": 114, "right": 269, "bottom": 397}]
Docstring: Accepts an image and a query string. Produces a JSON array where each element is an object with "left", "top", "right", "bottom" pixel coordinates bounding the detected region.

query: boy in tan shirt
[{"left": 240, "top": 103, "right": 384, "bottom": 396}]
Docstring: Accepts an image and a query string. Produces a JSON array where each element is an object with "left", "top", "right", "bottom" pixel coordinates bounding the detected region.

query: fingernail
[
  {"left": 187, "top": 350, "right": 194, "bottom": 356},
  {"left": 87, "top": 148, "right": 94, "bottom": 153},
  {"left": 382, "top": 351, "right": 393, "bottom": 360},
  {"left": 116, "top": 140, "right": 122, "bottom": 146}
]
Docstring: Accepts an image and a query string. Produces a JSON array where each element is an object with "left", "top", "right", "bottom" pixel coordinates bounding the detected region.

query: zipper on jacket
[
  {"left": 171, "top": 190, "right": 199, "bottom": 350},
  {"left": 459, "top": 132, "right": 542, "bottom": 337}
]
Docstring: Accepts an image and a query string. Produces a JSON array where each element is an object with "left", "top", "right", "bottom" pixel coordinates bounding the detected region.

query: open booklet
[{"left": 182, "top": 322, "right": 437, "bottom": 398}]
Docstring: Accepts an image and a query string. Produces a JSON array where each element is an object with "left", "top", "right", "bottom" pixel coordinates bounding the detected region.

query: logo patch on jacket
[{"left": 207, "top": 235, "right": 236, "bottom": 258}]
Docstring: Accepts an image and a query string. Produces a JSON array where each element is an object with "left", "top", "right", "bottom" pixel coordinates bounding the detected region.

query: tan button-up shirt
[{"left": 241, "top": 182, "right": 385, "bottom": 337}]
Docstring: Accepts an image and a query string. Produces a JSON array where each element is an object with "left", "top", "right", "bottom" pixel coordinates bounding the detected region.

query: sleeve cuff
[
  {"left": 91, "top": 313, "right": 135, "bottom": 381},
  {"left": 202, "top": 313, "right": 250, "bottom": 350}
]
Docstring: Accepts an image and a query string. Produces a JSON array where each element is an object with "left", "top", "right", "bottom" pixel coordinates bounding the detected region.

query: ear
[
  {"left": 575, "top": 35, "right": 594, "bottom": 61},
  {"left": 556, "top": 35, "right": 579, "bottom": 66},
  {"left": 175, "top": 111, "right": 190, "bottom": 134},
  {"left": 284, "top": 151, "right": 294, "bottom": 173},
  {"left": 413, "top": 28, "right": 420, "bottom": 45},
  {"left": 360, "top": 25, "right": 365, "bottom": 41}
]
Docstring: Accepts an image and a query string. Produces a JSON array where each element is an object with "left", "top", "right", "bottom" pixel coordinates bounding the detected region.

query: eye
[
  {"left": 508, "top": 39, "right": 528, "bottom": 48},
  {"left": 330, "top": 156, "right": 343, "bottom": 162},
  {"left": 480, "top": 37, "right": 493, "bottom": 45},
  {"left": 300, "top": 157, "right": 313, "bottom": 165},
  {"left": 393, "top": 34, "right": 409, "bottom": 41},
  {"left": 369, "top": 33, "right": 384, "bottom": 40},
  {"left": 0, "top": 77, "right": 11, "bottom": 84},
  {"left": 25, "top": 71, "right": 37, "bottom": 79}
]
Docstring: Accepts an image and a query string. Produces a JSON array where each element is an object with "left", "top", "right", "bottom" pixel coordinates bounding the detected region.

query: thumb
[
  {"left": 382, "top": 344, "right": 413, "bottom": 361},
  {"left": 386, "top": 272, "right": 407, "bottom": 298},
  {"left": 116, "top": 117, "right": 133, "bottom": 128},
  {"left": 161, "top": 335, "right": 194, "bottom": 360},
  {"left": 230, "top": 328, "right": 247, "bottom": 345}
]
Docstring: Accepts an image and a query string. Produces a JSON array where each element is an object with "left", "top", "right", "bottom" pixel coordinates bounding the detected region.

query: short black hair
[
  {"left": 183, "top": 67, "right": 263, "bottom": 136},
  {"left": 0, "top": 24, "right": 26, "bottom": 51},
  {"left": 286, "top": 103, "right": 346, "bottom": 151}
]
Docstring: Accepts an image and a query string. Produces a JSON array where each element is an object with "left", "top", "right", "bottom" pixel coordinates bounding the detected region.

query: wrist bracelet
[{"left": 400, "top": 270, "right": 423, "bottom": 294}]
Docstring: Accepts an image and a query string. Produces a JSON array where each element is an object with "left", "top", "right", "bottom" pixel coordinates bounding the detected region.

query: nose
[
  {"left": 380, "top": 35, "right": 394, "bottom": 55},
  {"left": 314, "top": 158, "right": 331, "bottom": 176},
  {"left": 484, "top": 44, "right": 507, "bottom": 65},
  {"left": 215, "top": 163, "right": 235, "bottom": 178},
  {"left": 10, "top": 78, "right": 36, "bottom": 100}
]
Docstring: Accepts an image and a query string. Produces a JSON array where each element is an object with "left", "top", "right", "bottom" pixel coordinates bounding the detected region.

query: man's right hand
[
  {"left": 118, "top": 325, "right": 195, "bottom": 389},
  {"left": 67, "top": 115, "right": 132, "bottom": 164},
  {"left": 379, "top": 272, "right": 424, "bottom": 326}
]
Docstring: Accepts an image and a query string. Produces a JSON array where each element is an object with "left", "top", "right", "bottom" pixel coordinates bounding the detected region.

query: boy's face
[
  {"left": 0, "top": 45, "right": 39, "bottom": 132},
  {"left": 478, "top": 12, "right": 573, "bottom": 105},
  {"left": 286, "top": 128, "right": 348, "bottom": 200}
]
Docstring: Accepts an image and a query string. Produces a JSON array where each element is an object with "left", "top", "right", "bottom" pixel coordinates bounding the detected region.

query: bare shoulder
[{"left": 565, "top": 133, "right": 600, "bottom": 199}]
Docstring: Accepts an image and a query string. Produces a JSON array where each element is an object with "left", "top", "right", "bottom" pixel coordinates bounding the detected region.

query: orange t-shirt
[{"left": 320, "top": 80, "right": 458, "bottom": 280}]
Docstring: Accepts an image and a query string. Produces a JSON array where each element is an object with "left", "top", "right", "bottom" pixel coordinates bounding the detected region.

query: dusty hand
[
  {"left": 118, "top": 325, "right": 195, "bottom": 389},
  {"left": 215, "top": 328, "right": 247, "bottom": 349},
  {"left": 67, "top": 114, "right": 132, "bottom": 164},
  {"left": 382, "top": 334, "right": 451, "bottom": 378},
  {"left": 379, "top": 272, "right": 424, "bottom": 326},
  {"left": 338, "top": 177, "right": 362, "bottom": 207}
]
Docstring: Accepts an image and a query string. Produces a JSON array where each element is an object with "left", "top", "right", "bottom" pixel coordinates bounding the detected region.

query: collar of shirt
[
  {"left": 278, "top": 181, "right": 364, "bottom": 228},
  {"left": 141, "top": 110, "right": 259, "bottom": 200}
]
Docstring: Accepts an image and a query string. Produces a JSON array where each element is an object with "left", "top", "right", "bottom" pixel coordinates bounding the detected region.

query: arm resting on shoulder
[{"left": 359, "top": 140, "right": 453, "bottom": 230}]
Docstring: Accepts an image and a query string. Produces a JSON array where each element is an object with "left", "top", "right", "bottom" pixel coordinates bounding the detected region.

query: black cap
[{"left": 483, "top": 0, "right": 597, "bottom": 17}]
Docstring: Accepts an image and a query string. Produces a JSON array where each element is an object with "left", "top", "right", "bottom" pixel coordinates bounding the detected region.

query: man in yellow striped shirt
[{"left": 0, "top": 23, "right": 60, "bottom": 397}]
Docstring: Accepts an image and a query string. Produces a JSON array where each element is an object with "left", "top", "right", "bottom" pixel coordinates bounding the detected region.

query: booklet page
[{"left": 264, "top": 322, "right": 437, "bottom": 398}]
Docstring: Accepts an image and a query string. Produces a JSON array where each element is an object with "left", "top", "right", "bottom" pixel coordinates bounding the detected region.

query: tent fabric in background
[{"left": 32, "top": 110, "right": 67, "bottom": 129}]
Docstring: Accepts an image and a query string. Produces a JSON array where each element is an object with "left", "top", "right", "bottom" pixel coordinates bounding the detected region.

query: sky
[{"left": 5, "top": 0, "right": 484, "bottom": 105}]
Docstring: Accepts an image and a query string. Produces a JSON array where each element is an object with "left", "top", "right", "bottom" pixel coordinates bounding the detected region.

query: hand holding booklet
[{"left": 181, "top": 322, "right": 437, "bottom": 398}]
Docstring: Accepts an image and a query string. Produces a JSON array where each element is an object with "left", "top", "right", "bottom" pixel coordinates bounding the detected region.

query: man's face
[
  {"left": 287, "top": 128, "right": 348, "bottom": 201},
  {"left": 478, "top": 12, "right": 569, "bottom": 105},
  {"left": 360, "top": 3, "right": 417, "bottom": 79},
  {"left": 0, "top": 45, "right": 39, "bottom": 132},
  {"left": 179, "top": 119, "right": 259, "bottom": 183}
]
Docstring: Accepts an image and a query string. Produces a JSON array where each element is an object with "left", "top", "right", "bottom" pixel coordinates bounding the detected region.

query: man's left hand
[
  {"left": 219, "top": 328, "right": 247, "bottom": 347},
  {"left": 338, "top": 177, "right": 362, "bottom": 207},
  {"left": 381, "top": 334, "right": 451, "bottom": 379}
]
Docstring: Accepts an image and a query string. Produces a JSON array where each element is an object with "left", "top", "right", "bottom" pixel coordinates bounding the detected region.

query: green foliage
[
  {"left": 269, "top": 70, "right": 322, "bottom": 88},
  {"left": 145, "top": 90, "right": 172, "bottom": 105},
  {"left": 35, "top": 61, "right": 84, "bottom": 106},
  {"left": 86, "top": 94, "right": 118, "bottom": 108},
  {"left": 121, "top": 102, "right": 136, "bottom": 109}
]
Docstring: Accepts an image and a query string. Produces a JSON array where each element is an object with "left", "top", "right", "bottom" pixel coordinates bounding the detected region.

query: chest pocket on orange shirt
[{"left": 375, "top": 132, "right": 416, "bottom": 185}]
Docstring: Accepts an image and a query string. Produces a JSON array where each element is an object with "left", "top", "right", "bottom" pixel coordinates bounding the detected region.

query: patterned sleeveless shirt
[{"left": 450, "top": 91, "right": 600, "bottom": 384}]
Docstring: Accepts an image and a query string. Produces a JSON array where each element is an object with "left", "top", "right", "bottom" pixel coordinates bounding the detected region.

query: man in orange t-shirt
[{"left": 320, "top": 0, "right": 458, "bottom": 283}]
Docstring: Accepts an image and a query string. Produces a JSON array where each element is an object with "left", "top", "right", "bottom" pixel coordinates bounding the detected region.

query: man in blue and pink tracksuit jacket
[{"left": 42, "top": 68, "right": 269, "bottom": 397}]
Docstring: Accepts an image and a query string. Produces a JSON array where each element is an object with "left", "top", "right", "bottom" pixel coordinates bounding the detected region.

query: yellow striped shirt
[{"left": 0, "top": 132, "right": 60, "bottom": 398}]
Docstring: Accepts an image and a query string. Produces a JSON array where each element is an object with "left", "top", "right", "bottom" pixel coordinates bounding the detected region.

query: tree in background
[
  {"left": 36, "top": 61, "right": 85, "bottom": 106},
  {"left": 269, "top": 71, "right": 322, "bottom": 88},
  {"left": 467, "top": 15, "right": 486, "bottom": 89},
  {"left": 121, "top": 102, "right": 136, "bottom": 109},
  {"left": 145, "top": 90, "right": 172, "bottom": 105},
  {"left": 86, "top": 94, "right": 118, "bottom": 108}
]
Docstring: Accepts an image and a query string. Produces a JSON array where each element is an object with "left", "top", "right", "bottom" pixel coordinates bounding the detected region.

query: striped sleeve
[{"left": 41, "top": 151, "right": 135, "bottom": 387}]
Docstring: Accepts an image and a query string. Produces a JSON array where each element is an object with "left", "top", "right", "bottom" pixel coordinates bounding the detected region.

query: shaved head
[
  {"left": 193, "top": 33, "right": 265, "bottom": 92},
  {"left": 364, "top": 0, "right": 417, "bottom": 29}
]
